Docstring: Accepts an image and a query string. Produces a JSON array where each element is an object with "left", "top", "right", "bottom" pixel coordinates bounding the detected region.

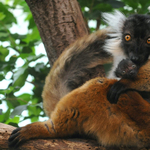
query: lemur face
[
  {"left": 103, "top": 11, "right": 150, "bottom": 66},
  {"left": 121, "top": 14, "right": 150, "bottom": 65},
  {"left": 115, "top": 58, "right": 138, "bottom": 79}
]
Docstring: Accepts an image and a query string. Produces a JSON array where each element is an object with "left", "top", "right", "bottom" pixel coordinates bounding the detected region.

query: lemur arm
[{"left": 107, "top": 60, "right": 150, "bottom": 104}]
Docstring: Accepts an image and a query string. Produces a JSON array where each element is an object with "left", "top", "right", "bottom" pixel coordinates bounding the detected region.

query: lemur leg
[{"left": 8, "top": 107, "right": 80, "bottom": 148}]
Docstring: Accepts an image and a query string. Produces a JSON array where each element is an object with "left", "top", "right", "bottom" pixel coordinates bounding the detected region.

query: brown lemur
[
  {"left": 9, "top": 60, "right": 150, "bottom": 148},
  {"left": 8, "top": 11, "right": 150, "bottom": 148}
]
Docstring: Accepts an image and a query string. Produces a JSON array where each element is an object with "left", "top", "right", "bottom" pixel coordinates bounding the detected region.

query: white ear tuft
[{"left": 102, "top": 10, "right": 126, "bottom": 36}]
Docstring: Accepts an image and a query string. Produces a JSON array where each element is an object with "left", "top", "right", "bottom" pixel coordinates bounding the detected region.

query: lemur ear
[{"left": 102, "top": 10, "right": 126, "bottom": 35}]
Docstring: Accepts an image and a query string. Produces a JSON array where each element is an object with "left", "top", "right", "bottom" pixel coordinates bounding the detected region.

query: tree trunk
[{"left": 25, "top": 0, "right": 89, "bottom": 66}]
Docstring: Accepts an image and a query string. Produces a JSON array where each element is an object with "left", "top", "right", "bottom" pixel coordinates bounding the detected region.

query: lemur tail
[{"left": 42, "top": 28, "right": 113, "bottom": 117}]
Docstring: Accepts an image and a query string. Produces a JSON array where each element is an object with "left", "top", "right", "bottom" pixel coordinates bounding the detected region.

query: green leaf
[
  {"left": 0, "top": 12, "right": 5, "bottom": 20},
  {"left": 0, "top": 74, "right": 4, "bottom": 81},
  {"left": 35, "top": 63, "right": 45, "bottom": 72},
  {"left": 0, "top": 109, "right": 2, "bottom": 115},
  {"left": 27, "top": 54, "right": 45, "bottom": 62},
  {"left": 13, "top": 63, "right": 29, "bottom": 87},
  {"left": 0, "top": 46, "right": 9, "bottom": 61},
  {"left": 6, "top": 116, "right": 20, "bottom": 127},
  {"left": 0, "top": 108, "right": 11, "bottom": 122},
  {"left": 0, "top": 32, "right": 9, "bottom": 38},
  {"left": 107, "top": 0, "right": 125, "bottom": 8},
  {"left": 25, "top": 27, "right": 40, "bottom": 43},
  {"left": 0, "top": 86, "right": 14, "bottom": 95},
  {"left": 10, "top": 104, "right": 27, "bottom": 118},
  {"left": 93, "top": 3, "right": 112, "bottom": 12},
  {"left": 22, "top": 46, "right": 33, "bottom": 53},
  {"left": 18, "top": 93, "right": 32, "bottom": 104},
  {"left": 0, "top": 2, "right": 17, "bottom": 24},
  {"left": 28, "top": 16, "right": 36, "bottom": 29},
  {"left": 10, "top": 33, "right": 26, "bottom": 40}
]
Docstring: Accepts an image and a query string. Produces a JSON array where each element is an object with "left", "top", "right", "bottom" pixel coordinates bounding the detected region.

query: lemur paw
[
  {"left": 107, "top": 81, "right": 126, "bottom": 104},
  {"left": 8, "top": 128, "right": 26, "bottom": 148}
]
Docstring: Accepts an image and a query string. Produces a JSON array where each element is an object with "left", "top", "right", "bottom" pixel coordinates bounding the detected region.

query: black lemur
[
  {"left": 114, "top": 58, "right": 139, "bottom": 79},
  {"left": 107, "top": 58, "right": 140, "bottom": 103},
  {"left": 41, "top": 11, "right": 150, "bottom": 116},
  {"left": 107, "top": 58, "right": 150, "bottom": 104}
]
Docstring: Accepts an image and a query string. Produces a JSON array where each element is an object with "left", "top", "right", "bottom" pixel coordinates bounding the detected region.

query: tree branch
[
  {"left": 1, "top": 123, "right": 150, "bottom": 150},
  {"left": 0, "top": 123, "right": 103, "bottom": 150}
]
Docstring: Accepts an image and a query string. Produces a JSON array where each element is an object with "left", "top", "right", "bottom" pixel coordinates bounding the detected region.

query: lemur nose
[{"left": 131, "top": 56, "right": 139, "bottom": 63}]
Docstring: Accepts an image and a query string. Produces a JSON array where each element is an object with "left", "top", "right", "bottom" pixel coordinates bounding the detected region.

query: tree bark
[
  {"left": 1, "top": 123, "right": 149, "bottom": 150},
  {"left": 1, "top": 123, "right": 102, "bottom": 150},
  {"left": 25, "top": 0, "right": 89, "bottom": 66}
]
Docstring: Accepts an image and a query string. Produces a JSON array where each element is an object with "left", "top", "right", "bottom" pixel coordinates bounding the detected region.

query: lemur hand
[{"left": 107, "top": 81, "right": 126, "bottom": 104}]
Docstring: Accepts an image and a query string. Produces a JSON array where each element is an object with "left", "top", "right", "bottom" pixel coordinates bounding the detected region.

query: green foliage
[
  {"left": 0, "top": 0, "right": 49, "bottom": 127},
  {"left": 0, "top": 0, "right": 150, "bottom": 127},
  {"left": 78, "top": 0, "right": 150, "bottom": 32}
]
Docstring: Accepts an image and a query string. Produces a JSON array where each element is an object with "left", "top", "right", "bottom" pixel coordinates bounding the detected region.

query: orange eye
[
  {"left": 147, "top": 38, "right": 150, "bottom": 44},
  {"left": 125, "top": 35, "right": 131, "bottom": 41}
]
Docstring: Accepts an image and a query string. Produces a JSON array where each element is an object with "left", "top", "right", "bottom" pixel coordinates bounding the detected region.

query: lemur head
[
  {"left": 103, "top": 11, "right": 150, "bottom": 66},
  {"left": 115, "top": 58, "right": 138, "bottom": 79}
]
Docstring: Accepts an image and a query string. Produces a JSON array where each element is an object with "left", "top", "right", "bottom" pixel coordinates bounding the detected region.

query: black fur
[
  {"left": 108, "top": 14, "right": 150, "bottom": 104},
  {"left": 121, "top": 14, "right": 150, "bottom": 65},
  {"left": 115, "top": 58, "right": 139, "bottom": 79},
  {"left": 108, "top": 58, "right": 139, "bottom": 104},
  {"left": 8, "top": 128, "right": 24, "bottom": 148},
  {"left": 107, "top": 81, "right": 126, "bottom": 104}
]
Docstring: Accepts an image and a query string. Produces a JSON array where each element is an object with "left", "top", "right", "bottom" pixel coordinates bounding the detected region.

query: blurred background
[{"left": 0, "top": 0, "right": 150, "bottom": 127}]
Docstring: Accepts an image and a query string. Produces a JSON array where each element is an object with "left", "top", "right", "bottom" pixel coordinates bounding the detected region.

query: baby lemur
[
  {"left": 115, "top": 58, "right": 139, "bottom": 79},
  {"left": 115, "top": 59, "right": 150, "bottom": 103},
  {"left": 9, "top": 60, "right": 150, "bottom": 148},
  {"left": 107, "top": 58, "right": 140, "bottom": 103}
]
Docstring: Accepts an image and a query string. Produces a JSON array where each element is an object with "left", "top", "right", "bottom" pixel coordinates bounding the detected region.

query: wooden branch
[
  {"left": 0, "top": 123, "right": 103, "bottom": 150},
  {"left": 1, "top": 123, "right": 149, "bottom": 150},
  {"left": 25, "top": 0, "right": 89, "bottom": 66},
  {"left": 0, "top": 123, "right": 15, "bottom": 149}
]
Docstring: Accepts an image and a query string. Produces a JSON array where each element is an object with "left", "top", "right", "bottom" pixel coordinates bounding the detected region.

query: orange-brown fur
[{"left": 9, "top": 61, "right": 150, "bottom": 148}]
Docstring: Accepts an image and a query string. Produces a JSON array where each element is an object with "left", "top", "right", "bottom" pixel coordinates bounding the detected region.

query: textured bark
[
  {"left": 1, "top": 123, "right": 149, "bottom": 150},
  {"left": 25, "top": 0, "right": 89, "bottom": 66}
]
